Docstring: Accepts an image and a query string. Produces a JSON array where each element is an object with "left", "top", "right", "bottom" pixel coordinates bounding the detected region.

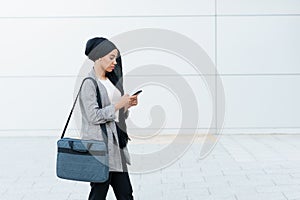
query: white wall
[
  {"left": 0, "top": 0, "right": 299, "bottom": 136},
  {"left": 217, "top": 1, "right": 300, "bottom": 134}
]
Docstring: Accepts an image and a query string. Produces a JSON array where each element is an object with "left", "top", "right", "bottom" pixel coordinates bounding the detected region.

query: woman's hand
[
  {"left": 130, "top": 95, "right": 138, "bottom": 106},
  {"left": 124, "top": 95, "right": 138, "bottom": 111},
  {"left": 115, "top": 94, "right": 130, "bottom": 111},
  {"left": 115, "top": 94, "right": 139, "bottom": 111},
  {"left": 125, "top": 95, "right": 138, "bottom": 112}
]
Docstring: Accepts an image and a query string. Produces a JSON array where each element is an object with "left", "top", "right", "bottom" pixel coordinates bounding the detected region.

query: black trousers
[{"left": 88, "top": 172, "right": 134, "bottom": 200}]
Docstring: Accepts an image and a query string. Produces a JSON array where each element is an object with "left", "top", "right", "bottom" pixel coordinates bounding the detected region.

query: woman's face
[{"left": 99, "top": 49, "right": 119, "bottom": 73}]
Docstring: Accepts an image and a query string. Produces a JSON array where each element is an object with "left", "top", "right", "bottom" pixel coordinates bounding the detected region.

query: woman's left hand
[
  {"left": 130, "top": 95, "right": 138, "bottom": 106},
  {"left": 125, "top": 95, "right": 138, "bottom": 111}
]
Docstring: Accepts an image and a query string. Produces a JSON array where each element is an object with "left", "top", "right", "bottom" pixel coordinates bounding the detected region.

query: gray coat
[{"left": 79, "top": 68, "right": 130, "bottom": 172}]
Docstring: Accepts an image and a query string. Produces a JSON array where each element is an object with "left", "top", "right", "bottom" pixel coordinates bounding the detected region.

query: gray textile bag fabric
[{"left": 56, "top": 138, "right": 109, "bottom": 182}]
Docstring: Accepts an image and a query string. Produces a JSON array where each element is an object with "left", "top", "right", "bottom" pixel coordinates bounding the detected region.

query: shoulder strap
[{"left": 60, "top": 77, "right": 108, "bottom": 143}]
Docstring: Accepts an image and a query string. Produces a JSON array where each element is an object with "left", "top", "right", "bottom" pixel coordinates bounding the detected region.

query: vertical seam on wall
[{"left": 215, "top": 0, "right": 218, "bottom": 133}]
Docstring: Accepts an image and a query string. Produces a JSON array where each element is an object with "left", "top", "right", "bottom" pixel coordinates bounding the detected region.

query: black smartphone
[{"left": 132, "top": 90, "right": 142, "bottom": 96}]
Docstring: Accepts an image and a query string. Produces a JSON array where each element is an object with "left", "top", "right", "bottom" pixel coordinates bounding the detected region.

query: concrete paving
[{"left": 1, "top": 134, "right": 300, "bottom": 200}]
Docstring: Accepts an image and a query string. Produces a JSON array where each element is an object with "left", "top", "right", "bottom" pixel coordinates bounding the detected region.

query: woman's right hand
[{"left": 115, "top": 94, "right": 131, "bottom": 111}]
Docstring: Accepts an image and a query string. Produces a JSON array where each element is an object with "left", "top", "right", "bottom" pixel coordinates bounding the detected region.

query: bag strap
[{"left": 60, "top": 77, "right": 108, "bottom": 144}]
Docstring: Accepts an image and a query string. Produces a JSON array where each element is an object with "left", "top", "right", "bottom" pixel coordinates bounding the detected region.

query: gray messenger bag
[{"left": 56, "top": 77, "right": 109, "bottom": 183}]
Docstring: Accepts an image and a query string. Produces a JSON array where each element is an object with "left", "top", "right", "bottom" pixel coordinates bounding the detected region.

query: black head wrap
[{"left": 85, "top": 37, "right": 119, "bottom": 61}]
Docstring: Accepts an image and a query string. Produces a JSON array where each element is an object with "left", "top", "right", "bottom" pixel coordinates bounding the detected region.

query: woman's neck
[{"left": 94, "top": 66, "right": 107, "bottom": 80}]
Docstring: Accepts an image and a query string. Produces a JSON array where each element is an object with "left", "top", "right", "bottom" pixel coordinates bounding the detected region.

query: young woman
[{"left": 79, "top": 37, "right": 137, "bottom": 200}]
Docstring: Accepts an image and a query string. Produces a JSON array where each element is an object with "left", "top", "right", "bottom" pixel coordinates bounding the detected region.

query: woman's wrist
[{"left": 114, "top": 103, "right": 122, "bottom": 111}]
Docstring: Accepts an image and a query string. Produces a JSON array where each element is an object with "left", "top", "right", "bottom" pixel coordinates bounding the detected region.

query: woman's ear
[{"left": 94, "top": 58, "right": 101, "bottom": 64}]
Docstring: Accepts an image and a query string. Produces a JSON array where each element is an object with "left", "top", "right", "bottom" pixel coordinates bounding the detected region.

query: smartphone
[{"left": 132, "top": 90, "right": 142, "bottom": 96}]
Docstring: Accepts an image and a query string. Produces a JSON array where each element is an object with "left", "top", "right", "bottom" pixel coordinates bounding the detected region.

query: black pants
[{"left": 88, "top": 172, "right": 134, "bottom": 200}]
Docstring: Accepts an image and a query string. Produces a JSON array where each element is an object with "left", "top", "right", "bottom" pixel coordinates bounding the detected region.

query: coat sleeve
[{"left": 79, "top": 80, "right": 116, "bottom": 124}]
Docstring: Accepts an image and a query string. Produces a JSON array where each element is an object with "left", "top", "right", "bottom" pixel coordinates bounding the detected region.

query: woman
[{"left": 79, "top": 37, "right": 137, "bottom": 200}]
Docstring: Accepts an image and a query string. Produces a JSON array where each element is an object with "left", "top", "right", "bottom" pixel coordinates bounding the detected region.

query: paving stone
[
  {"left": 1, "top": 193, "right": 25, "bottom": 200},
  {"left": 189, "top": 194, "right": 237, "bottom": 200},
  {"left": 236, "top": 192, "right": 287, "bottom": 200},
  {"left": 283, "top": 191, "right": 300, "bottom": 200},
  {"left": 256, "top": 185, "right": 300, "bottom": 193}
]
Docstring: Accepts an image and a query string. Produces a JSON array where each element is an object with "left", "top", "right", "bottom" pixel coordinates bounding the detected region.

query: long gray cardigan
[{"left": 78, "top": 68, "right": 130, "bottom": 172}]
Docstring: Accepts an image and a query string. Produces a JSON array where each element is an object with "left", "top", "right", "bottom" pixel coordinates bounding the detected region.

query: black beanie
[{"left": 85, "top": 37, "right": 119, "bottom": 61}]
